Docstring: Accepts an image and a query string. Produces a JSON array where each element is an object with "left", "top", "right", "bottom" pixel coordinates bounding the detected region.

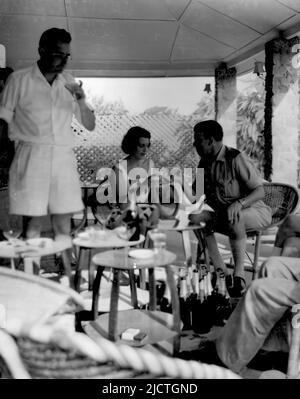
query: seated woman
[
  {"left": 111, "top": 126, "right": 162, "bottom": 236},
  {"left": 272, "top": 214, "right": 300, "bottom": 257}
]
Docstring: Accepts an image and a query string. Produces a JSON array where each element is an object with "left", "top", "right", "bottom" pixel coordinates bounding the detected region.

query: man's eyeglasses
[{"left": 49, "top": 52, "right": 71, "bottom": 60}]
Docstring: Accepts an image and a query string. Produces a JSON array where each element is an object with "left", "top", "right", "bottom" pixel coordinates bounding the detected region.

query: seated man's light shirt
[{"left": 0, "top": 63, "right": 80, "bottom": 146}]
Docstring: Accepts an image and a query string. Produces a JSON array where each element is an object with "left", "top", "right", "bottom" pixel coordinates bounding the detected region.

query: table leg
[
  {"left": 61, "top": 249, "right": 74, "bottom": 289},
  {"left": 10, "top": 258, "right": 16, "bottom": 271},
  {"left": 181, "top": 229, "right": 192, "bottom": 267},
  {"left": 23, "top": 257, "right": 34, "bottom": 274},
  {"left": 74, "top": 247, "right": 85, "bottom": 292},
  {"left": 83, "top": 188, "right": 89, "bottom": 228},
  {"left": 92, "top": 265, "right": 105, "bottom": 320},
  {"left": 88, "top": 250, "right": 94, "bottom": 291},
  {"left": 108, "top": 268, "right": 120, "bottom": 341},
  {"left": 148, "top": 268, "right": 157, "bottom": 311},
  {"left": 128, "top": 269, "right": 138, "bottom": 309},
  {"left": 165, "top": 266, "right": 181, "bottom": 356},
  {"left": 138, "top": 269, "right": 147, "bottom": 290},
  {"left": 194, "top": 229, "right": 210, "bottom": 267}
]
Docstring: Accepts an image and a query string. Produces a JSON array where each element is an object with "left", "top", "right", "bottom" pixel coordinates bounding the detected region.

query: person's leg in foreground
[{"left": 216, "top": 256, "right": 300, "bottom": 374}]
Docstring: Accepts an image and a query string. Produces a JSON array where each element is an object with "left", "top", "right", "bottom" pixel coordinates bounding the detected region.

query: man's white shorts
[{"left": 9, "top": 142, "right": 83, "bottom": 216}]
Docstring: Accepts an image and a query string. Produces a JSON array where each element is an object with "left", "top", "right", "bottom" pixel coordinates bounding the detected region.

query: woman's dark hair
[
  {"left": 193, "top": 120, "right": 223, "bottom": 142},
  {"left": 39, "top": 28, "right": 71, "bottom": 50},
  {"left": 121, "top": 126, "right": 151, "bottom": 155}
]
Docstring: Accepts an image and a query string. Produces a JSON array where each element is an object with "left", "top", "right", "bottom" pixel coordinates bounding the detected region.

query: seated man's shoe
[
  {"left": 225, "top": 274, "right": 234, "bottom": 292},
  {"left": 226, "top": 275, "right": 246, "bottom": 298}
]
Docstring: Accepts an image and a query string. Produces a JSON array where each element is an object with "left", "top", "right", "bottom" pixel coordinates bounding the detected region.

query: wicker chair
[
  {"left": 242, "top": 182, "right": 299, "bottom": 279},
  {"left": 0, "top": 323, "right": 240, "bottom": 379},
  {"left": 0, "top": 268, "right": 85, "bottom": 326},
  {"left": 92, "top": 174, "right": 180, "bottom": 227}
]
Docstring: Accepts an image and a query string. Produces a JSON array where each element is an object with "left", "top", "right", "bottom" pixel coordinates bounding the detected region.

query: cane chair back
[
  {"left": 0, "top": 323, "right": 240, "bottom": 379},
  {"left": 246, "top": 182, "right": 299, "bottom": 279},
  {"left": 263, "top": 183, "right": 299, "bottom": 226}
]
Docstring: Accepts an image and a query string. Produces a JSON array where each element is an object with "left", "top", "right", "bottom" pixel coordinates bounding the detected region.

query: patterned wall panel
[{"left": 72, "top": 112, "right": 203, "bottom": 185}]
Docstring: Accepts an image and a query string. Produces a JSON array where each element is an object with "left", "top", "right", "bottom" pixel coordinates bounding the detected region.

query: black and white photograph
[{"left": 0, "top": 0, "right": 300, "bottom": 389}]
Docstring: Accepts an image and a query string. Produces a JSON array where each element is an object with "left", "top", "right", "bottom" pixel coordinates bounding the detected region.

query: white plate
[{"left": 128, "top": 249, "right": 154, "bottom": 259}]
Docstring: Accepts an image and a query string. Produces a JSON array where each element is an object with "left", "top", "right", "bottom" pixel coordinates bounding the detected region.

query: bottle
[
  {"left": 122, "top": 191, "right": 140, "bottom": 241},
  {"left": 179, "top": 268, "right": 192, "bottom": 330}
]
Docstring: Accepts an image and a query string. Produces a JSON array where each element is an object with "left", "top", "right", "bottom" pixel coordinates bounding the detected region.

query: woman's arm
[{"left": 114, "top": 162, "right": 129, "bottom": 210}]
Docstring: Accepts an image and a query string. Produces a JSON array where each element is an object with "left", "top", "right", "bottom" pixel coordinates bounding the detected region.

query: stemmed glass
[
  {"left": 3, "top": 215, "right": 23, "bottom": 270},
  {"left": 3, "top": 215, "right": 22, "bottom": 242}
]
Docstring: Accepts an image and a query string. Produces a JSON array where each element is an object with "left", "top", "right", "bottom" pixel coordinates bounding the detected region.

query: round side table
[
  {"left": 72, "top": 231, "right": 145, "bottom": 291},
  {"left": 0, "top": 237, "right": 73, "bottom": 286},
  {"left": 85, "top": 248, "right": 181, "bottom": 356},
  {"left": 154, "top": 220, "right": 208, "bottom": 267}
]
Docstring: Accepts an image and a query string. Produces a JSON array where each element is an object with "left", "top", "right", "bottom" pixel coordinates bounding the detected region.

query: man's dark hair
[
  {"left": 0, "top": 67, "right": 13, "bottom": 84},
  {"left": 121, "top": 126, "right": 151, "bottom": 155},
  {"left": 39, "top": 28, "right": 71, "bottom": 50},
  {"left": 194, "top": 120, "right": 223, "bottom": 142}
]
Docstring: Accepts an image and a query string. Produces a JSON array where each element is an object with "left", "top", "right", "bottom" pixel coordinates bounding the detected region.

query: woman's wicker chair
[
  {"left": 0, "top": 322, "right": 240, "bottom": 379},
  {"left": 245, "top": 182, "right": 299, "bottom": 279},
  {"left": 92, "top": 173, "right": 181, "bottom": 227}
]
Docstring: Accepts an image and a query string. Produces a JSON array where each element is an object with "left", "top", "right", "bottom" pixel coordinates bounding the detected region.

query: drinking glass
[
  {"left": 3, "top": 215, "right": 22, "bottom": 243},
  {"left": 3, "top": 215, "right": 23, "bottom": 270},
  {"left": 149, "top": 229, "right": 167, "bottom": 256}
]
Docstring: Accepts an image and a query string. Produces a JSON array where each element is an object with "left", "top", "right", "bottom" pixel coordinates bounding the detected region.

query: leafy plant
[{"left": 237, "top": 82, "right": 265, "bottom": 173}]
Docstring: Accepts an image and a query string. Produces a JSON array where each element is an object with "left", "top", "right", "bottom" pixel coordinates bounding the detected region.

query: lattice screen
[{"left": 72, "top": 113, "right": 199, "bottom": 184}]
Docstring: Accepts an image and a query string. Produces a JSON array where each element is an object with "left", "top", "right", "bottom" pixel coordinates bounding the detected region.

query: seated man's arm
[
  {"left": 227, "top": 155, "right": 265, "bottom": 224},
  {"left": 237, "top": 185, "right": 265, "bottom": 209},
  {"left": 234, "top": 153, "right": 265, "bottom": 207}
]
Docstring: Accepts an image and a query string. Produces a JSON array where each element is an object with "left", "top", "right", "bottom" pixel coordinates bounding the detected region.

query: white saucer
[{"left": 128, "top": 249, "right": 154, "bottom": 259}]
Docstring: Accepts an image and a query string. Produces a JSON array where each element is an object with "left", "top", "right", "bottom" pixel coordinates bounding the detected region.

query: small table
[
  {"left": 85, "top": 248, "right": 181, "bottom": 356},
  {"left": 72, "top": 231, "right": 145, "bottom": 291},
  {"left": 155, "top": 220, "right": 208, "bottom": 267},
  {"left": 0, "top": 237, "right": 73, "bottom": 286}
]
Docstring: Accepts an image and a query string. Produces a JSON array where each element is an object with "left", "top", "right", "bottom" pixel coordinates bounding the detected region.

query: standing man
[
  {"left": 0, "top": 28, "right": 95, "bottom": 242},
  {"left": 189, "top": 120, "right": 272, "bottom": 298}
]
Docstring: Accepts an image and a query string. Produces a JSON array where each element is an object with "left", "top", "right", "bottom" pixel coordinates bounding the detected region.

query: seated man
[
  {"left": 216, "top": 256, "right": 300, "bottom": 375},
  {"left": 189, "top": 120, "right": 272, "bottom": 297}
]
